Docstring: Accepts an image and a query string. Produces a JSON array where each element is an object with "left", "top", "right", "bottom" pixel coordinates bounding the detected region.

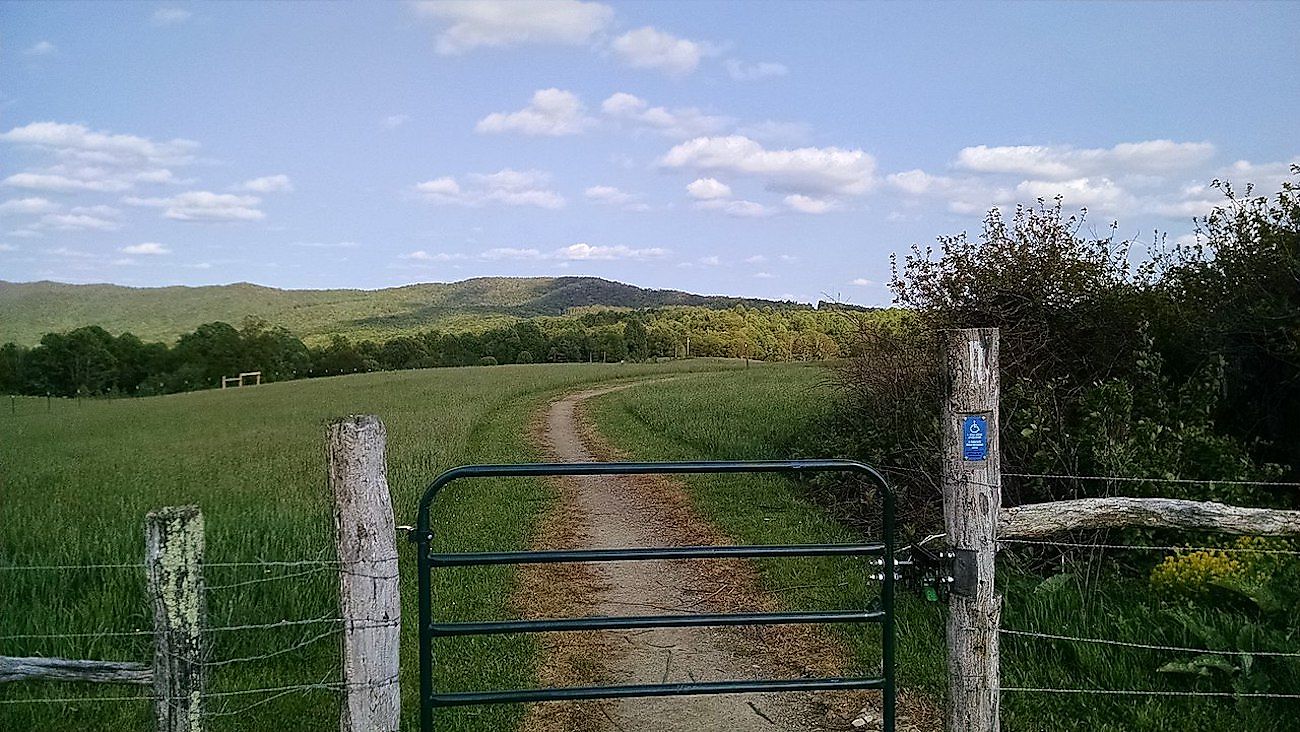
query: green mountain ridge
[{"left": 0, "top": 276, "right": 807, "bottom": 346}]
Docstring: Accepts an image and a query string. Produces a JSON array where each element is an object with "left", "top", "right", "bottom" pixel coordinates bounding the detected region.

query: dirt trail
[{"left": 517, "top": 382, "right": 897, "bottom": 732}]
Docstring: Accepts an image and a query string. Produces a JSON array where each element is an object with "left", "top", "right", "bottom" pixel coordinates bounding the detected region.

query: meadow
[
  {"left": 0, "top": 359, "right": 741, "bottom": 731},
  {"left": 4, "top": 360, "right": 1296, "bottom": 732},
  {"left": 586, "top": 367, "right": 1300, "bottom": 732}
]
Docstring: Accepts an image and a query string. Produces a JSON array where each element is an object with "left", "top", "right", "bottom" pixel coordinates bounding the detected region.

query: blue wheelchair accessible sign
[{"left": 962, "top": 415, "right": 988, "bottom": 461}]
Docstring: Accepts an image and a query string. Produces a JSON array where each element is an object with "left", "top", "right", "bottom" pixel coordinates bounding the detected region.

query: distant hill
[{"left": 0, "top": 277, "right": 805, "bottom": 345}]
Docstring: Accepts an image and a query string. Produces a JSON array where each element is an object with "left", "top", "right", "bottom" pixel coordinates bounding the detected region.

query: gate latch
[{"left": 896, "top": 536, "right": 956, "bottom": 602}]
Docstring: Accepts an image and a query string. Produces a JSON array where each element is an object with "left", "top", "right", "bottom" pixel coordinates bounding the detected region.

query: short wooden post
[
  {"left": 942, "top": 328, "right": 1001, "bottom": 732},
  {"left": 328, "top": 415, "right": 400, "bottom": 732},
  {"left": 146, "top": 505, "right": 205, "bottom": 732}
]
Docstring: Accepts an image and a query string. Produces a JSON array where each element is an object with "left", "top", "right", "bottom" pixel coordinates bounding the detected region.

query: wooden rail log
[
  {"left": 999, "top": 497, "right": 1300, "bottom": 539},
  {"left": 0, "top": 655, "right": 151, "bottom": 684}
]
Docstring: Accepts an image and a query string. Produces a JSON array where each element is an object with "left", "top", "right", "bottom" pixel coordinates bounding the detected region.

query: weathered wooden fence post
[
  {"left": 328, "top": 415, "right": 400, "bottom": 732},
  {"left": 146, "top": 505, "right": 205, "bottom": 732},
  {"left": 942, "top": 328, "right": 1001, "bottom": 732}
]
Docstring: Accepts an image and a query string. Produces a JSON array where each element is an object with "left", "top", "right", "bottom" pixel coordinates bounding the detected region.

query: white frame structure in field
[{"left": 220, "top": 371, "right": 262, "bottom": 389}]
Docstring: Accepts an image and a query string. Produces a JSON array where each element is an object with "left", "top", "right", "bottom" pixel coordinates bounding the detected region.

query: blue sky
[{"left": 1, "top": 1, "right": 1297, "bottom": 305}]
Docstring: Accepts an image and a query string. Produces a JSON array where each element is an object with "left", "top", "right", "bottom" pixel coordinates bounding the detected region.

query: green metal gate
[{"left": 413, "top": 459, "right": 896, "bottom": 731}]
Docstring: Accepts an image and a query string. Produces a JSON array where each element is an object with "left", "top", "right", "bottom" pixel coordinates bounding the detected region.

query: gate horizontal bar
[
  {"left": 430, "top": 676, "right": 886, "bottom": 707},
  {"left": 429, "top": 542, "right": 884, "bottom": 567},
  {"left": 430, "top": 609, "right": 883, "bottom": 637}
]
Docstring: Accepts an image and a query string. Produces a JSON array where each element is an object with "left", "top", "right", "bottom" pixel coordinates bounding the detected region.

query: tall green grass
[
  {"left": 586, "top": 364, "right": 1300, "bottom": 732},
  {"left": 0, "top": 360, "right": 739, "bottom": 731}
]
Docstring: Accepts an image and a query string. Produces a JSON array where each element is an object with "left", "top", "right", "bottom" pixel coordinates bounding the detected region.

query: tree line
[{"left": 0, "top": 305, "right": 864, "bottom": 398}]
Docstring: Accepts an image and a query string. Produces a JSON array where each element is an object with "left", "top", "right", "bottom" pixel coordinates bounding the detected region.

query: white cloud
[
  {"left": 0, "top": 197, "right": 60, "bottom": 215},
  {"left": 694, "top": 198, "right": 772, "bottom": 218},
  {"left": 151, "top": 7, "right": 192, "bottom": 25},
  {"left": 25, "top": 41, "right": 57, "bottom": 56},
  {"left": 698, "top": 255, "right": 721, "bottom": 266},
  {"left": 0, "top": 122, "right": 198, "bottom": 167},
  {"left": 724, "top": 59, "right": 788, "bottom": 81},
  {"left": 686, "top": 177, "right": 731, "bottom": 200},
  {"left": 403, "top": 250, "right": 466, "bottom": 261},
  {"left": 661, "top": 135, "right": 877, "bottom": 195},
  {"left": 121, "top": 242, "right": 171, "bottom": 255},
  {"left": 753, "top": 271, "right": 775, "bottom": 279},
  {"left": 583, "top": 185, "right": 649, "bottom": 210},
  {"left": 415, "top": 169, "right": 565, "bottom": 209},
  {"left": 412, "top": 0, "right": 613, "bottom": 55},
  {"left": 744, "top": 255, "right": 767, "bottom": 264},
  {"left": 600, "top": 93, "right": 731, "bottom": 139},
  {"left": 481, "top": 247, "right": 545, "bottom": 260},
  {"left": 3, "top": 172, "right": 133, "bottom": 193},
  {"left": 124, "top": 191, "right": 265, "bottom": 221},
  {"left": 1014, "top": 177, "right": 1130, "bottom": 211},
  {"left": 382, "top": 114, "right": 409, "bottom": 129},
  {"left": 553, "top": 243, "right": 667, "bottom": 260},
  {"left": 235, "top": 174, "right": 293, "bottom": 193},
  {"left": 611, "top": 27, "right": 704, "bottom": 76},
  {"left": 477, "top": 88, "right": 595, "bottom": 136},
  {"left": 851, "top": 278, "right": 875, "bottom": 286},
  {"left": 40, "top": 213, "right": 120, "bottom": 231},
  {"left": 476, "top": 243, "right": 667, "bottom": 261},
  {"left": 955, "top": 140, "right": 1215, "bottom": 180},
  {"left": 784, "top": 194, "right": 836, "bottom": 214},
  {"left": 0, "top": 244, "right": 17, "bottom": 252}
]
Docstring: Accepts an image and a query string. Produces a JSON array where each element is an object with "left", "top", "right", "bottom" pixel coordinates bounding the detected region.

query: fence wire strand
[
  {"left": 1002, "top": 687, "right": 1300, "bottom": 699},
  {"left": 1000, "top": 538, "right": 1300, "bottom": 556},
  {"left": 1001, "top": 628, "right": 1300, "bottom": 658},
  {"left": 1004, "top": 472, "right": 1300, "bottom": 488}
]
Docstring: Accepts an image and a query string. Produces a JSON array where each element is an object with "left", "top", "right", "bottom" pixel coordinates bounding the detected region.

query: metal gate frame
[{"left": 413, "top": 459, "right": 895, "bottom": 732}]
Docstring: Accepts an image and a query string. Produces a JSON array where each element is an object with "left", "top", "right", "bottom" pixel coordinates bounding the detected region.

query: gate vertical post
[
  {"left": 941, "top": 328, "right": 1001, "bottom": 732},
  {"left": 328, "top": 415, "right": 401, "bottom": 732},
  {"left": 146, "top": 505, "right": 205, "bottom": 732}
]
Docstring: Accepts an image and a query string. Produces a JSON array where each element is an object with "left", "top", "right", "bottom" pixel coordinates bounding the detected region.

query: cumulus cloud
[
  {"left": 686, "top": 178, "right": 731, "bottom": 200},
  {"left": 121, "top": 242, "right": 171, "bottom": 255},
  {"left": 412, "top": 0, "right": 613, "bottom": 55},
  {"left": 382, "top": 114, "right": 410, "bottom": 129},
  {"left": 415, "top": 169, "right": 565, "bottom": 209},
  {"left": 0, "top": 197, "right": 60, "bottom": 215},
  {"left": 124, "top": 191, "right": 265, "bottom": 221},
  {"left": 584, "top": 185, "right": 649, "bottom": 211},
  {"left": 553, "top": 243, "right": 667, "bottom": 260},
  {"left": 850, "top": 278, "right": 875, "bottom": 286},
  {"left": 661, "top": 135, "right": 877, "bottom": 195},
  {"left": 601, "top": 92, "right": 731, "bottom": 139},
  {"left": 694, "top": 198, "right": 771, "bottom": 218},
  {"left": 955, "top": 140, "right": 1215, "bottom": 180},
  {"left": 40, "top": 212, "right": 120, "bottom": 231},
  {"left": 477, "top": 88, "right": 596, "bottom": 136},
  {"left": 403, "top": 250, "right": 466, "bottom": 262},
  {"left": 235, "top": 174, "right": 293, "bottom": 193},
  {"left": 151, "top": 7, "right": 192, "bottom": 25},
  {"left": 784, "top": 194, "right": 836, "bottom": 214},
  {"left": 724, "top": 59, "right": 788, "bottom": 81},
  {"left": 0, "top": 122, "right": 197, "bottom": 196},
  {"left": 611, "top": 27, "right": 705, "bottom": 75},
  {"left": 1, "top": 122, "right": 198, "bottom": 167},
  {"left": 475, "top": 243, "right": 667, "bottom": 261}
]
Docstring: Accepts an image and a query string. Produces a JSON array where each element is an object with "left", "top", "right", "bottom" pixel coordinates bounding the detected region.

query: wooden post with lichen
[
  {"left": 146, "top": 505, "right": 205, "bottom": 732},
  {"left": 942, "top": 328, "right": 1001, "bottom": 732},
  {"left": 328, "top": 415, "right": 400, "bottom": 732}
]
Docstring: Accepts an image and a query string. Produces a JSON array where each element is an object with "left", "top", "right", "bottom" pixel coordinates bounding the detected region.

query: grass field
[
  {"left": 5, "top": 361, "right": 1296, "bottom": 732},
  {"left": 586, "top": 366, "right": 1300, "bottom": 732},
  {"left": 0, "top": 359, "right": 742, "bottom": 731}
]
